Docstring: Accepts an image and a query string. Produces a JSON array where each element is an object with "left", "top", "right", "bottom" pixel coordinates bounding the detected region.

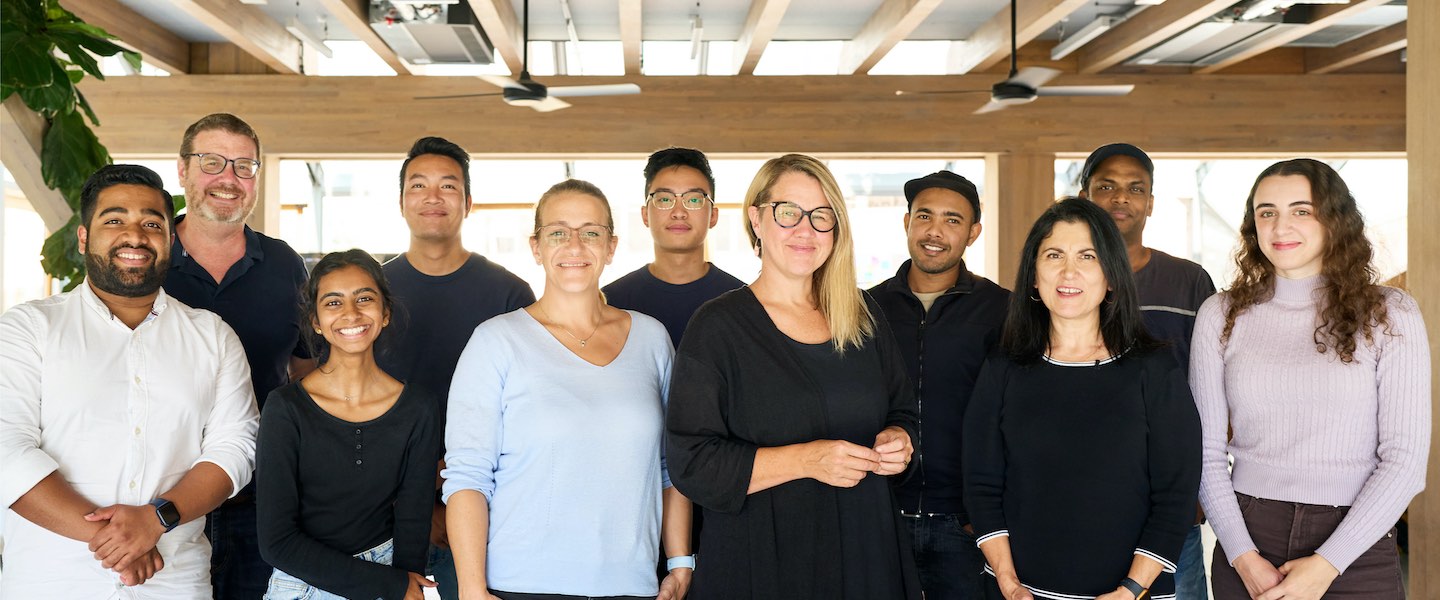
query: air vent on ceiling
[{"left": 370, "top": 1, "right": 495, "bottom": 65}]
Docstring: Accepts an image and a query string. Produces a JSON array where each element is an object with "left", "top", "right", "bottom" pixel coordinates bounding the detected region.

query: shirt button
[
  {"left": 134, "top": 376, "right": 141, "bottom": 384},
  {"left": 355, "top": 444, "right": 362, "bottom": 450},
  {"left": 355, "top": 460, "right": 362, "bottom": 465},
  {"left": 129, "top": 481, "right": 136, "bottom": 489},
  {"left": 355, "top": 429, "right": 361, "bottom": 435},
  {"left": 134, "top": 427, "right": 142, "bottom": 436}
]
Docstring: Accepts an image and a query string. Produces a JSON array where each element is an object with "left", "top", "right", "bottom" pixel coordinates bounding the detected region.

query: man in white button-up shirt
[{"left": 0, "top": 164, "right": 259, "bottom": 598}]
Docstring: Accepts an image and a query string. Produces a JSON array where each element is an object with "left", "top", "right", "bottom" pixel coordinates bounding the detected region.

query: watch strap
[
  {"left": 666, "top": 554, "right": 696, "bottom": 571},
  {"left": 1119, "top": 577, "right": 1149, "bottom": 600}
]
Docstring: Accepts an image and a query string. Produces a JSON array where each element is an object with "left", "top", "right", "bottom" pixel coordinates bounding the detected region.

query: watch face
[{"left": 156, "top": 500, "right": 181, "bottom": 528}]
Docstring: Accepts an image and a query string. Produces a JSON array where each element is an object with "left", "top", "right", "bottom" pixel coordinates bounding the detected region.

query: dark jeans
[
  {"left": 1174, "top": 524, "right": 1208, "bottom": 599},
  {"left": 1211, "top": 493, "right": 1405, "bottom": 600},
  {"left": 903, "top": 513, "right": 986, "bottom": 600},
  {"left": 491, "top": 592, "right": 656, "bottom": 600},
  {"left": 429, "top": 545, "right": 460, "bottom": 600},
  {"left": 209, "top": 500, "right": 272, "bottom": 600}
]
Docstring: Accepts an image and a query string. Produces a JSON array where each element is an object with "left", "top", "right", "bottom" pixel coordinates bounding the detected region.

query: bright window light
[
  {"left": 314, "top": 41, "right": 396, "bottom": 76},
  {"left": 753, "top": 41, "right": 844, "bottom": 75},
  {"left": 868, "top": 41, "right": 954, "bottom": 75},
  {"left": 98, "top": 55, "right": 170, "bottom": 77}
]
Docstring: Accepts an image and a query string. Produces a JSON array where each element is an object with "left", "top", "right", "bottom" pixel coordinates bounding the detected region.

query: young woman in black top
[
  {"left": 962, "top": 198, "right": 1201, "bottom": 600},
  {"left": 257, "top": 249, "right": 439, "bottom": 600}
]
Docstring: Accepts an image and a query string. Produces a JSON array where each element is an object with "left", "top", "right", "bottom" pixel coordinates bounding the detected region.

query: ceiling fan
[
  {"left": 898, "top": 0, "right": 1134, "bottom": 114},
  {"left": 416, "top": 0, "right": 640, "bottom": 112}
]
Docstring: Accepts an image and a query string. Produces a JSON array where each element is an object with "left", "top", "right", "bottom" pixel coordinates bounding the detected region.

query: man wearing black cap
[
  {"left": 1079, "top": 143, "right": 1215, "bottom": 600},
  {"left": 869, "top": 170, "right": 1010, "bottom": 600}
]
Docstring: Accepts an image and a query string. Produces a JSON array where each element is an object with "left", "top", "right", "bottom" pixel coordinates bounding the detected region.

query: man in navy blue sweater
[{"left": 869, "top": 171, "right": 1009, "bottom": 600}]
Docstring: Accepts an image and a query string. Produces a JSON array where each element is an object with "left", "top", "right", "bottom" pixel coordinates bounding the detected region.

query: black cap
[
  {"left": 903, "top": 170, "right": 982, "bottom": 220},
  {"left": 1080, "top": 143, "right": 1154, "bottom": 190}
]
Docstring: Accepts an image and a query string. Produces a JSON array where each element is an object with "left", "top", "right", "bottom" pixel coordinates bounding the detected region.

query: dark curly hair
[{"left": 1222, "top": 159, "right": 1389, "bottom": 363}]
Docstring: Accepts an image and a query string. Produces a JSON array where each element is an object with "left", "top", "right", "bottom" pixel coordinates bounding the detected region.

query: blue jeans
[
  {"left": 428, "top": 545, "right": 460, "bottom": 600},
  {"left": 263, "top": 538, "right": 394, "bottom": 600},
  {"left": 1174, "top": 524, "right": 1208, "bottom": 600},
  {"left": 904, "top": 513, "right": 986, "bottom": 600},
  {"left": 209, "top": 500, "right": 271, "bottom": 600}
]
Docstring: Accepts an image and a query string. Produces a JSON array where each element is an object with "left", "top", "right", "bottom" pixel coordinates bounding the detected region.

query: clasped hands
[
  {"left": 83, "top": 503, "right": 168, "bottom": 586},
  {"left": 1234, "top": 550, "right": 1339, "bottom": 600},
  {"left": 803, "top": 425, "right": 913, "bottom": 488}
]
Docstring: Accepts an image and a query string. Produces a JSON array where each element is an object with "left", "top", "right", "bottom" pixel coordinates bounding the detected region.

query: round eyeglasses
[
  {"left": 535, "top": 224, "right": 613, "bottom": 247},
  {"left": 763, "top": 202, "right": 837, "bottom": 233},
  {"left": 646, "top": 191, "right": 712, "bottom": 211},
  {"left": 184, "top": 153, "right": 261, "bottom": 179}
]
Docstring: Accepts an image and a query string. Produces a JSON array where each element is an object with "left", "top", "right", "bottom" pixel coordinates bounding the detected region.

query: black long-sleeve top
[
  {"left": 257, "top": 382, "right": 439, "bottom": 600},
  {"left": 868, "top": 260, "right": 1010, "bottom": 517},
  {"left": 961, "top": 351, "right": 1201, "bottom": 599},
  {"left": 666, "top": 287, "right": 922, "bottom": 600}
]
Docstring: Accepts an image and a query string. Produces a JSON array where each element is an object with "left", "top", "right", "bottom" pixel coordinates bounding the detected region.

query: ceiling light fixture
[
  {"left": 690, "top": 16, "right": 705, "bottom": 60},
  {"left": 1051, "top": 16, "right": 1119, "bottom": 60}
]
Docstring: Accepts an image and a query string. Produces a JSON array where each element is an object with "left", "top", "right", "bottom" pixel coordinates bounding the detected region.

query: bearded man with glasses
[
  {"left": 164, "top": 113, "right": 317, "bottom": 600},
  {"left": 603, "top": 147, "right": 745, "bottom": 349}
]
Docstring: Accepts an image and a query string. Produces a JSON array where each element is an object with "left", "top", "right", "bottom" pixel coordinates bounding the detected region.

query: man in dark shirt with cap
[
  {"left": 1080, "top": 143, "right": 1216, "bottom": 600},
  {"left": 869, "top": 171, "right": 1010, "bottom": 600}
]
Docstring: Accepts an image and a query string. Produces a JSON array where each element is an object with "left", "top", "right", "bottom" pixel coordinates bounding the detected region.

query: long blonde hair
[{"left": 743, "top": 154, "right": 873, "bottom": 353}]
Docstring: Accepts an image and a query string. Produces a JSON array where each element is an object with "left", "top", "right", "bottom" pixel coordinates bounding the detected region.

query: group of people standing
[{"left": 0, "top": 111, "right": 1429, "bottom": 600}]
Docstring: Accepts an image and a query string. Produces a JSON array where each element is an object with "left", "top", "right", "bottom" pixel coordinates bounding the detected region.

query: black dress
[{"left": 666, "top": 287, "right": 922, "bottom": 600}]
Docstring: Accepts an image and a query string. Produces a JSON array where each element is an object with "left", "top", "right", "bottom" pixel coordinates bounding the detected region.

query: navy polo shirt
[{"left": 164, "top": 215, "right": 310, "bottom": 409}]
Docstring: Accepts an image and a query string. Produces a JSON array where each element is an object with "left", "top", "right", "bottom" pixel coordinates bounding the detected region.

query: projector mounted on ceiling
[{"left": 369, "top": 0, "right": 494, "bottom": 65}]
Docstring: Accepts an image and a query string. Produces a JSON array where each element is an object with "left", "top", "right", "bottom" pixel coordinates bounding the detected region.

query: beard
[
  {"left": 86, "top": 246, "right": 169, "bottom": 298},
  {"left": 184, "top": 181, "right": 252, "bottom": 224},
  {"left": 911, "top": 243, "right": 963, "bottom": 275}
]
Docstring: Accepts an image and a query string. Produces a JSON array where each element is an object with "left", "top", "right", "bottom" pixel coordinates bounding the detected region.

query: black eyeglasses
[
  {"left": 646, "top": 191, "right": 712, "bottom": 211},
  {"left": 184, "top": 153, "right": 261, "bottom": 179},
  {"left": 763, "top": 202, "right": 837, "bottom": 233}
]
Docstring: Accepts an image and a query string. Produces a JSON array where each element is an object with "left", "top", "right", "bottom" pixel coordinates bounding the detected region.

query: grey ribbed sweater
[{"left": 1191, "top": 275, "right": 1430, "bottom": 573}]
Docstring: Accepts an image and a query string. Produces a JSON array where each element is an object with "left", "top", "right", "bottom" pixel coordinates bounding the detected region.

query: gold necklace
[{"left": 536, "top": 303, "right": 599, "bottom": 347}]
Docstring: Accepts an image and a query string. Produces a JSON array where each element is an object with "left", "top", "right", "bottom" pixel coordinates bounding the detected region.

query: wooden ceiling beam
[
  {"left": 466, "top": 0, "right": 524, "bottom": 75},
  {"left": 316, "top": 0, "right": 416, "bottom": 75},
  {"left": 1, "top": 97, "right": 72, "bottom": 232},
  {"left": 619, "top": 0, "right": 642, "bottom": 75},
  {"left": 733, "top": 0, "right": 791, "bottom": 75},
  {"left": 1196, "top": 0, "right": 1391, "bottom": 74},
  {"left": 840, "top": 0, "right": 942, "bottom": 75},
  {"left": 78, "top": 73, "right": 1404, "bottom": 156},
  {"left": 162, "top": 0, "right": 301, "bottom": 73},
  {"left": 947, "top": 0, "right": 1088, "bottom": 75},
  {"left": 1306, "top": 21, "right": 1406, "bottom": 75},
  {"left": 60, "top": 0, "right": 190, "bottom": 74},
  {"left": 1077, "top": 0, "right": 1232, "bottom": 74}
]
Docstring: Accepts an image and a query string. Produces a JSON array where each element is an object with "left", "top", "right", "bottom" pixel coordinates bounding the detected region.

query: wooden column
[
  {"left": 984, "top": 152, "right": 1056, "bottom": 290},
  {"left": 247, "top": 154, "right": 283, "bottom": 235},
  {"left": 0, "top": 97, "right": 71, "bottom": 232},
  {"left": 1407, "top": 1, "right": 1440, "bottom": 597}
]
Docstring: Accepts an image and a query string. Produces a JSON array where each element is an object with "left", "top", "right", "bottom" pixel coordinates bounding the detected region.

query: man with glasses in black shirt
[
  {"left": 164, "top": 113, "right": 315, "bottom": 600},
  {"left": 604, "top": 147, "right": 744, "bottom": 348}
]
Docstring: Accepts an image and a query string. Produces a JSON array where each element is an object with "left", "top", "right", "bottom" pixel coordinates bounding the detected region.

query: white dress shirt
[{"left": 1, "top": 283, "right": 259, "bottom": 599}]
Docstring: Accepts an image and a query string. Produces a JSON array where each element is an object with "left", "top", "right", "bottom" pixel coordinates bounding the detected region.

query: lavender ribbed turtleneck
[{"left": 1190, "top": 274, "right": 1431, "bottom": 573}]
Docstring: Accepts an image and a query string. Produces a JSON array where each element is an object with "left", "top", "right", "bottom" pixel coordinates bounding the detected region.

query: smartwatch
[
  {"left": 666, "top": 554, "right": 697, "bottom": 571},
  {"left": 150, "top": 498, "right": 181, "bottom": 533},
  {"left": 1119, "top": 577, "right": 1149, "bottom": 600}
]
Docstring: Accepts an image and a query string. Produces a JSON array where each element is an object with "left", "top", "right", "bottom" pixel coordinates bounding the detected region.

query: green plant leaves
[
  {"left": 42, "top": 110, "right": 110, "bottom": 203},
  {"left": 4, "top": 0, "right": 134, "bottom": 287},
  {"left": 40, "top": 213, "right": 84, "bottom": 291}
]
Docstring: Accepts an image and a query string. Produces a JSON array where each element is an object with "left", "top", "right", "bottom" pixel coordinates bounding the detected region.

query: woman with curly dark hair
[{"left": 1192, "top": 159, "right": 1431, "bottom": 600}]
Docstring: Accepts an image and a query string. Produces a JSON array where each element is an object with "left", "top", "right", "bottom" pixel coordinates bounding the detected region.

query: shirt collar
[
  {"left": 884, "top": 259, "right": 979, "bottom": 296},
  {"left": 171, "top": 214, "right": 266, "bottom": 264},
  {"left": 79, "top": 280, "right": 168, "bottom": 325}
]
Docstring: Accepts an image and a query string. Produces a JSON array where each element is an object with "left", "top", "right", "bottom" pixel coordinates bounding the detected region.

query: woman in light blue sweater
[
  {"left": 1192, "top": 159, "right": 1429, "bottom": 600},
  {"left": 443, "top": 179, "right": 693, "bottom": 600}
]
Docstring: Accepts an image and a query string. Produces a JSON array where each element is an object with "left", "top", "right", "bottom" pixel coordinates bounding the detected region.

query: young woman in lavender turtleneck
[{"left": 1192, "top": 158, "right": 1431, "bottom": 600}]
